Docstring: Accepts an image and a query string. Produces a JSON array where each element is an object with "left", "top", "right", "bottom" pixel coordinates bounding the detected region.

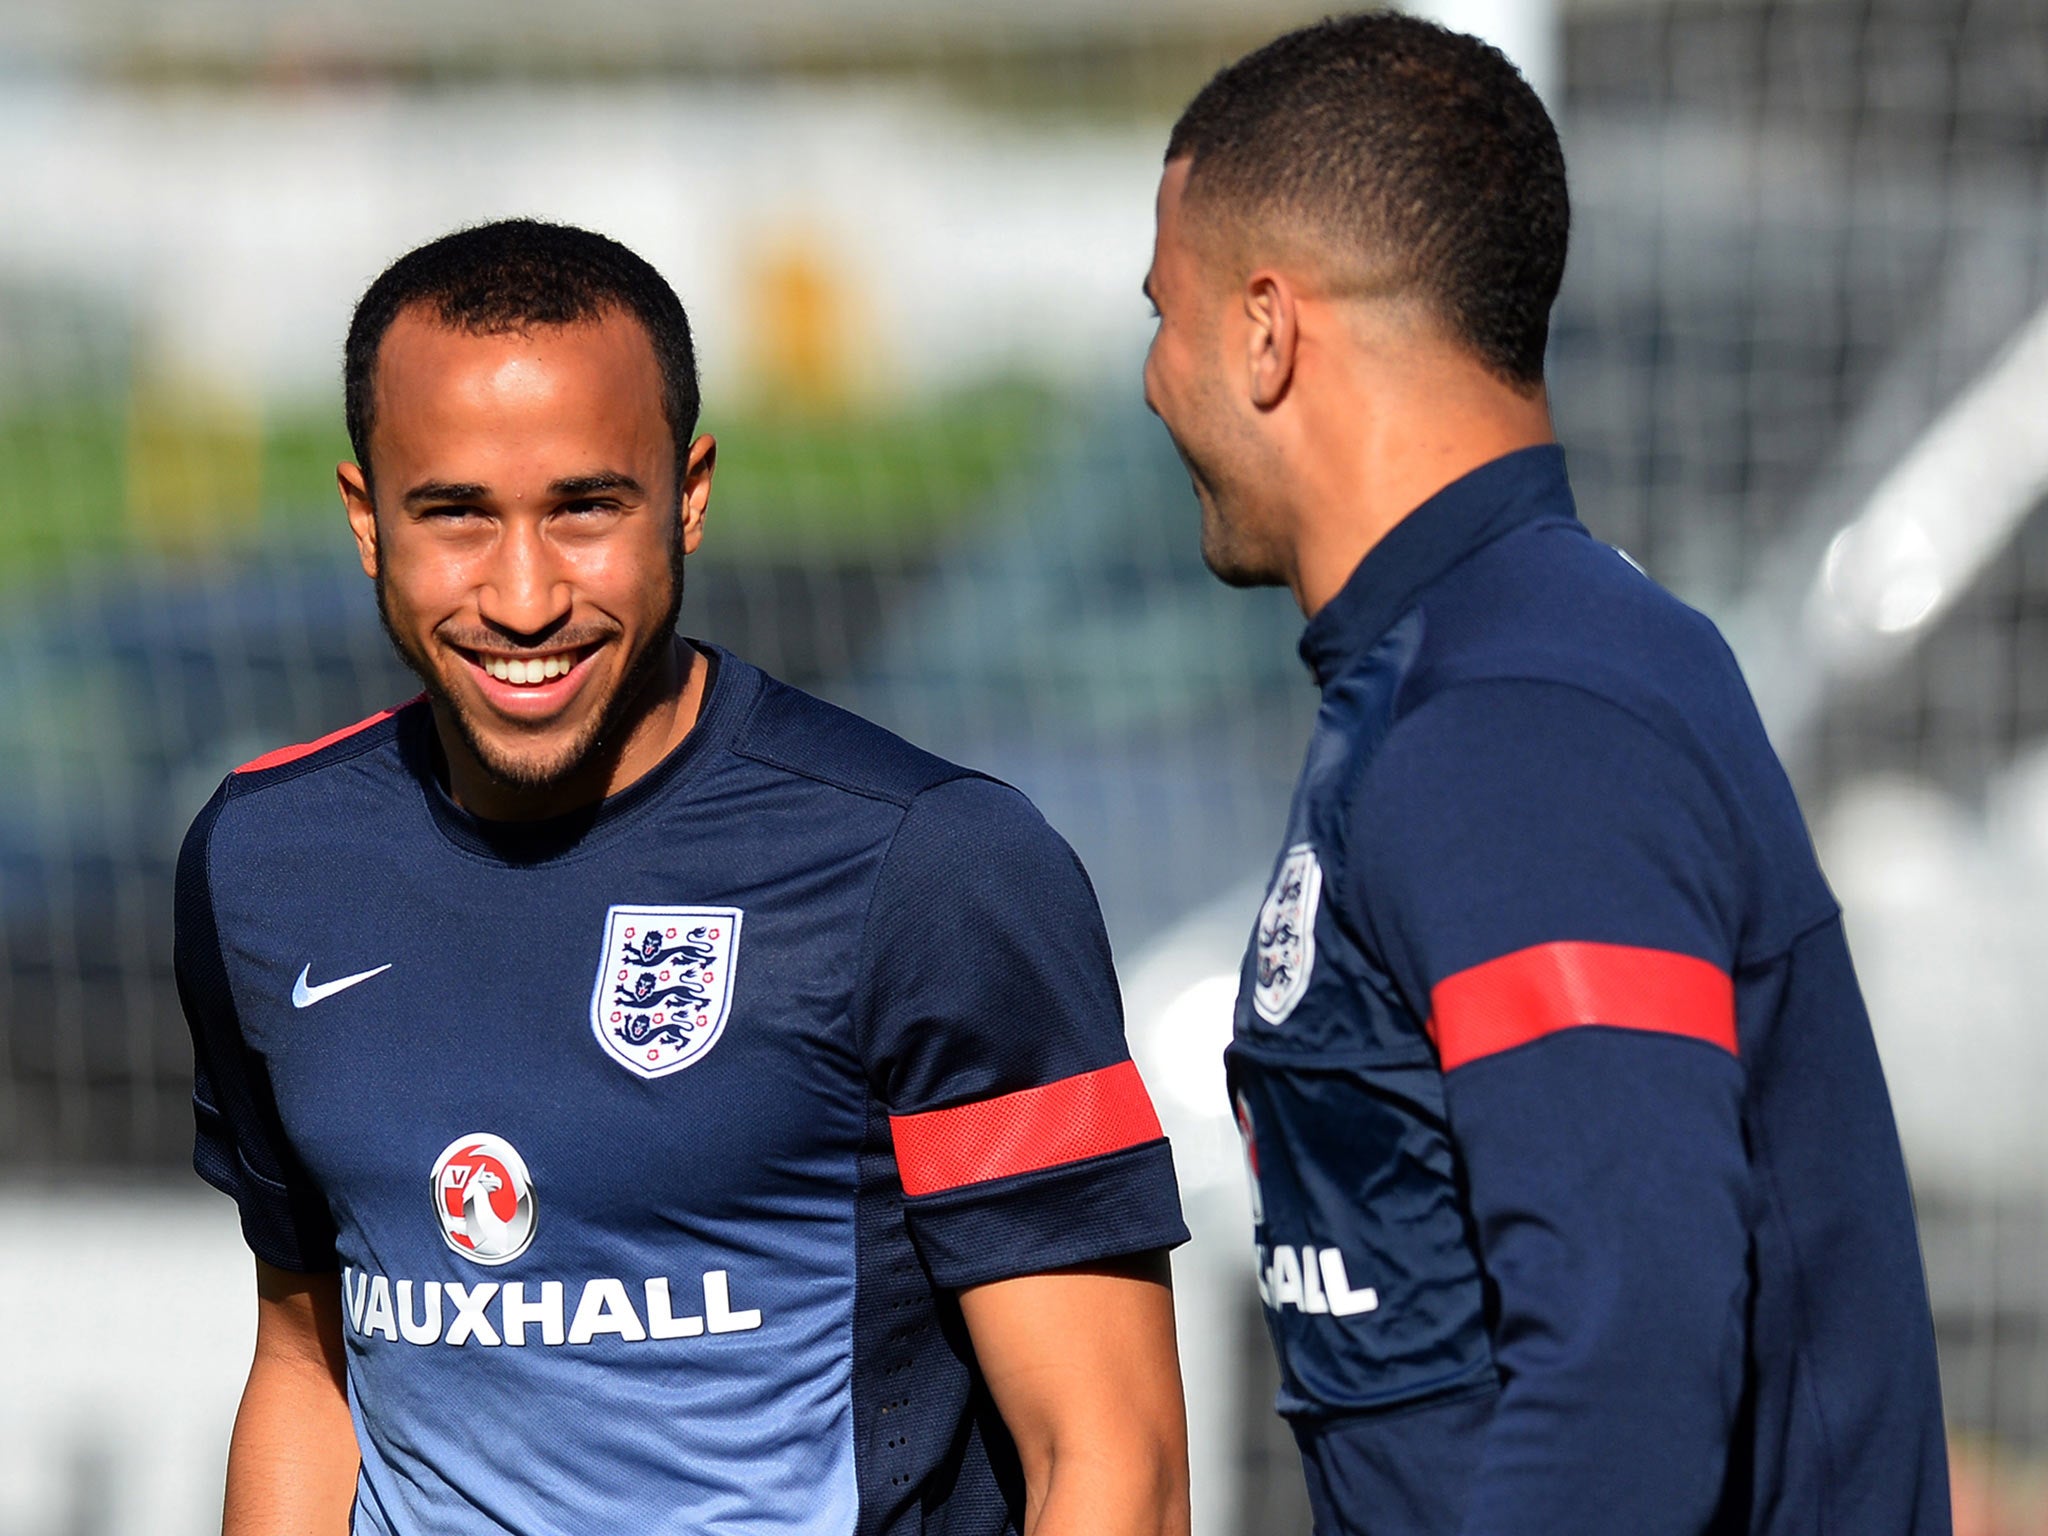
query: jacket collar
[{"left": 1298, "top": 444, "right": 1572, "bottom": 687}]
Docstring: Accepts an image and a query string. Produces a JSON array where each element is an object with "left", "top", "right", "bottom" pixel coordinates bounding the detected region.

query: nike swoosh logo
[{"left": 292, "top": 962, "right": 393, "bottom": 1009}]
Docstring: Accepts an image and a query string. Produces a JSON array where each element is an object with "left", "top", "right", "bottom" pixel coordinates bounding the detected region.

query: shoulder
[
  {"left": 222, "top": 696, "right": 420, "bottom": 810},
  {"left": 888, "top": 775, "right": 1080, "bottom": 884},
  {"left": 1364, "top": 519, "right": 1752, "bottom": 847},
  {"left": 1408, "top": 517, "right": 1743, "bottom": 720},
  {"left": 725, "top": 668, "right": 1079, "bottom": 884},
  {"left": 1387, "top": 516, "right": 1777, "bottom": 806},
  {"left": 1366, "top": 672, "right": 1727, "bottom": 830},
  {"left": 182, "top": 697, "right": 422, "bottom": 876},
  {"left": 230, "top": 697, "right": 419, "bottom": 780},
  {"left": 731, "top": 669, "right": 991, "bottom": 809}
]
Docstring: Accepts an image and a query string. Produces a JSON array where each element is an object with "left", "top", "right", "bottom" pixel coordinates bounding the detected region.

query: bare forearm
[
  {"left": 223, "top": 1353, "right": 359, "bottom": 1536},
  {"left": 961, "top": 1254, "right": 1191, "bottom": 1536},
  {"left": 225, "top": 1262, "right": 358, "bottom": 1536}
]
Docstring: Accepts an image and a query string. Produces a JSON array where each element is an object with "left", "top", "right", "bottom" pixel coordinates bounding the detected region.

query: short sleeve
[
  {"left": 858, "top": 777, "right": 1188, "bottom": 1289},
  {"left": 176, "top": 786, "right": 338, "bottom": 1272}
]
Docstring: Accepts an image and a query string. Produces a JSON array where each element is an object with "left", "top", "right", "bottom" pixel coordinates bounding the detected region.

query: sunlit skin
[
  {"left": 1142, "top": 155, "right": 1557, "bottom": 617},
  {"left": 339, "top": 306, "right": 713, "bottom": 821},
  {"left": 1141, "top": 158, "right": 1287, "bottom": 591}
]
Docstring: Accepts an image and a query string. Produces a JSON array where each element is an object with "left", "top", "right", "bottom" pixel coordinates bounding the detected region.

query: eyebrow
[
  {"left": 549, "top": 472, "right": 645, "bottom": 499},
  {"left": 402, "top": 480, "right": 490, "bottom": 508},
  {"left": 399, "top": 472, "right": 647, "bottom": 508}
]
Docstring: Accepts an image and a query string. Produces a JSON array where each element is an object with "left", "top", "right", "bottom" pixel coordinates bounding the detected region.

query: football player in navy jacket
[
  {"left": 177, "top": 219, "right": 1191, "bottom": 1536},
  {"left": 1143, "top": 15, "right": 1949, "bottom": 1536}
]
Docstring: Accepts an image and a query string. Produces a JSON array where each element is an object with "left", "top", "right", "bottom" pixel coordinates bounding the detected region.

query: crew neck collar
[
  {"left": 408, "top": 641, "right": 755, "bottom": 864},
  {"left": 1297, "top": 444, "right": 1572, "bottom": 688}
]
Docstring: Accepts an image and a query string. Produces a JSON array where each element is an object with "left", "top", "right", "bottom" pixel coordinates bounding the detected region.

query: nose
[{"left": 477, "top": 518, "right": 570, "bottom": 639}]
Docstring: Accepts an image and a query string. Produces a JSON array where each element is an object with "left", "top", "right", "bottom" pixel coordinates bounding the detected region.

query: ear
[
  {"left": 339, "top": 462, "right": 380, "bottom": 580},
  {"left": 1244, "top": 271, "right": 1300, "bottom": 411},
  {"left": 679, "top": 434, "right": 716, "bottom": 555}
]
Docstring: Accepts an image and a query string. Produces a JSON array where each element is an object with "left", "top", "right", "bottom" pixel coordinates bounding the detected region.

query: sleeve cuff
[{"left": 901, "top": 1138, "right": 1190, "bottom": 1290}]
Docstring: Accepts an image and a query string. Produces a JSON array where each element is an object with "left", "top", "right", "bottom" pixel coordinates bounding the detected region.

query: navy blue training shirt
[
  {"left": 1228, "top": 446, "right": 1949, "bottom": 1535},
  {"left": 177, "top": 645, "right": 1188, "bottom": 1536}
]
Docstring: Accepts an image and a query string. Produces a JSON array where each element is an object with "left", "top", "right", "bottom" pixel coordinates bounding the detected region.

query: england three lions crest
[
  {"left": 590, "top": 905, "right": 743, "bottom": 1079},
  {"left": 1253, "top": 845, "right": 1322, "bottom": 1025}
]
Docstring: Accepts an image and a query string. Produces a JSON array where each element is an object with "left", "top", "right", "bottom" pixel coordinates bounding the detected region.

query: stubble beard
[
  {"left": 1174, "top": 431, "right": 1281, "bottom": 590},
  {"left": 375, "top": 526, "right": 689, "bottom": 797},
  {"left": 1199, "top": 491, "right": 1274, "bottom": 589}
]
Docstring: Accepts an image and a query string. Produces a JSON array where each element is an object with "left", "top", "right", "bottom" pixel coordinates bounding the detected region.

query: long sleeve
[{"left": 1352, "top": 680, "right": 1751, "bottom": 1535}]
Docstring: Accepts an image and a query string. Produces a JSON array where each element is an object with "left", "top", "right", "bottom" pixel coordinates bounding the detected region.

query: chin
[
  {"left": 468, "top": 743, "right": 592, "bottom": 794},
  {"left": 450, "top": 705, "right": 609, "bottom": 796},
  {"left": 1201, "top": 547, "right": 1280, "bottom": 589},
  {"left": 1199, "top": 509, "right": 1284, "bottom": 590}
]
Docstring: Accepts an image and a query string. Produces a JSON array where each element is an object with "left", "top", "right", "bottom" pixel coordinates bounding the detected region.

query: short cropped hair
[
  {"left": 344, "top": 218, "right": 700, "bottom": 486},
  {"left": 1166, "top": 12, "right": 1568, "bottom": 387}
]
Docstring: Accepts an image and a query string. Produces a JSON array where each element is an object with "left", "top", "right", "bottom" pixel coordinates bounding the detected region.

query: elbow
[
  {"left": 1024, "top": 1424, "right": 1190, "bottom": 1536},
  {"left": 1133, "top": 1432, "right": 1193, "bottom": 1536}
]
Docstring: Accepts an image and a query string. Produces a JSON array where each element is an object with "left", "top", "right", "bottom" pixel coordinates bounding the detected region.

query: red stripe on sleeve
[
  {"left": 1426, "top": 941, "right": 1736, "bottom": 1073},
  {"left": 889, "top": 1059, "right": 1165, "bottom": 1198},
  {"left": 234, "top": 698, "right": 421, "bottom": 774}
]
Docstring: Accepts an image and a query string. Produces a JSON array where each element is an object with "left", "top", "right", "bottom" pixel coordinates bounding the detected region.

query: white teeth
[{"left": 483, "top": 653, "right": 577, "bottom": 685}]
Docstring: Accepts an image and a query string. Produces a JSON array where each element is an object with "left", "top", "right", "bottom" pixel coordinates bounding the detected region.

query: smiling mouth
[{"left": 460, "top": 644, "right": 596, "bottom": 688}]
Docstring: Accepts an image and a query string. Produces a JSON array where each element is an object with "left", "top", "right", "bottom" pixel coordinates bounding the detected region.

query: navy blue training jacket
[{"left": 1228, "top": 445, "right": 1949, "bottom": 1535}]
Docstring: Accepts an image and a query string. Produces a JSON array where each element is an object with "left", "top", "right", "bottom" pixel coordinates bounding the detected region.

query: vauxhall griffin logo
[
  {"left": 433, "top": 1133, "right": 537, "bottom": 1265},
  {"left": 589, "top": 905, "right": 743, "bottom": 1079}
]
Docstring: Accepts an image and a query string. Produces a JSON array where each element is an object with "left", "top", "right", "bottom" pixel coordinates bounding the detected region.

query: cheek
[
  {"left": 379, "top": 525, "right": 520, "bottom": 630},
  {"left": 563, "top": 522, "right": 678, "bottom": 608},
  {"left": 1144, "top": 331, "right": 1183, "bottom": 413},
  {"left": 373, "top": 553, "right": 442, "bottom": 620},
  {"left": 381, "top": 542, "right": 481, "bottom": 615}
]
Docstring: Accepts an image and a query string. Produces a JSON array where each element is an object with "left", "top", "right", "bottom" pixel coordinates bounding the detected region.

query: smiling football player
[{"left": 175, "top": 218, "right": 1191, "bottom": 1536}]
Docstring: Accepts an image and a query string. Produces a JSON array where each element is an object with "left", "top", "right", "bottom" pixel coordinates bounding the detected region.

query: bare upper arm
[
  {"left": 252, "top": 1258, "right": 347, "bottom": 1390},
  {"left": 958, "top": 1251, "right": 1187, "bottom": 1497}
]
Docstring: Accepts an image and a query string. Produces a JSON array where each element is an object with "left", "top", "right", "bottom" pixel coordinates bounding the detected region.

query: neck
[
  {"left": 1286, "top": 372, "right": 1555, "bottom": 619},
  {"left": 441, "top": 635, "right": 707, "bottom": 822}
]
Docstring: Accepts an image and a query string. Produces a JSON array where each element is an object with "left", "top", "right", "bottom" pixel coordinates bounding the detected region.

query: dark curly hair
[
  {"left": 343, "top": 218, "right": 700, "bottom": 488},
  {"left": 1166, "top": 11, "right": 1568, "bottom": 388}
]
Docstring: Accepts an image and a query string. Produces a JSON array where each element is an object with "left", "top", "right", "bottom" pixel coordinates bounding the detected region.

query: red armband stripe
[
  {"left": 889, "top": 1059, "right": 1164, "bottom": 1198},
  {"left": 1426, "top": 941, "right": 1736, "bottom": 1072},
  {"left": 234, "top": 697, "right": 421, "bottom": 774}
]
